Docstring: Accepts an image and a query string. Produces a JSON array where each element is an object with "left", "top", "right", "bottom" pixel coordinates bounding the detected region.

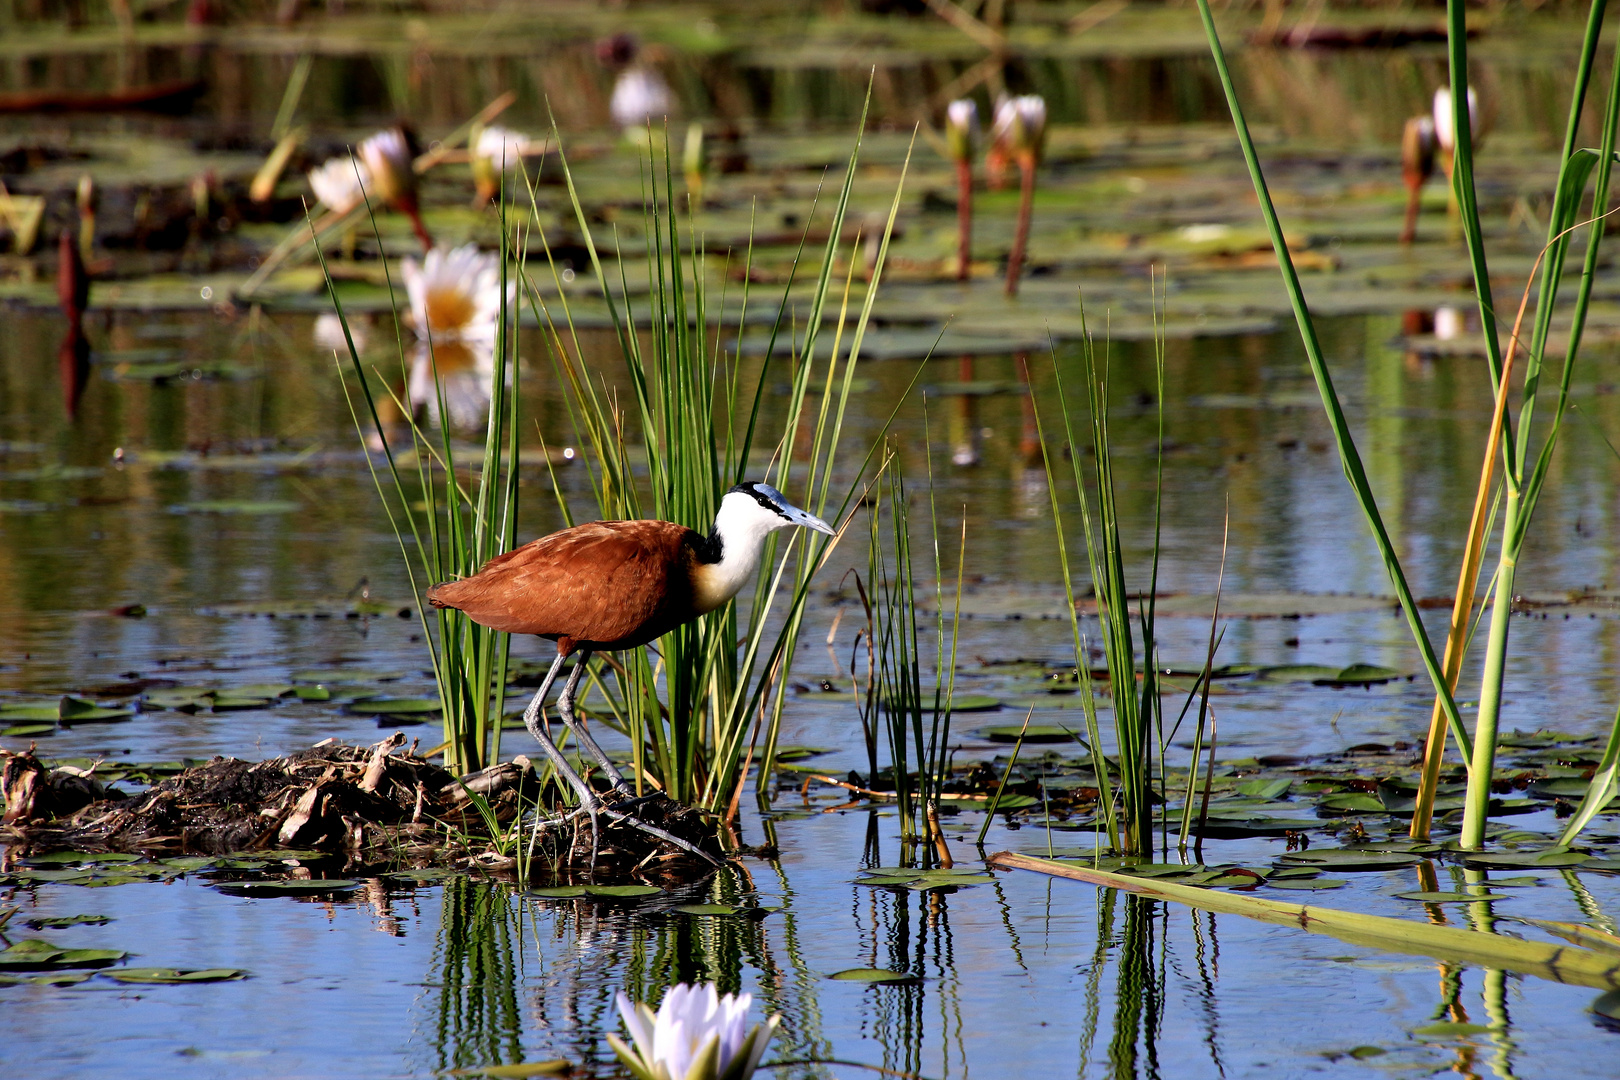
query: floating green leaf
[
  {"left": 1412, "top": 1022, "right": 1493, "bottom": 1038},
  {"left": 1396, "top": 891, "right": 1507, "bottom": 903},
  {"left": 1462, "top": 849, "right": 1588, "bottom": 870},
  {"left": 25, "top": 914, "right": 110, "bottom": 928},
  {"left": 970, "top": 724, "right": 1086, "bottom": 744},
  {"left": 672, "top": 904, "right": 771, "bottom": 917},
  {"left": 169, "top": 501, "right": 300, "bottom": 515},
  {"left": 291, "top": 669, "right": 405, "bottom": 684},
  {"left": 103, "top": 967, "right": 248, "bottom": 983},
  {"left": 2, "top": 723, "right": 56, "bottom": 737},
  {"left": 346, "top": 697, "right": 442, "bottom": 716},
  {"left": 0, "top": 971, "right": 93, "bottom": 986},
  {"left": 212, "top": 879, "right": 360, "bottom": 897},
  {"left": 443, "top": 1061, "right": 572, "bottom": 1077},
  {"left": 828, "top": 967, "right": 918, "bottom": 985},
  {"left": 1265, "top": 878, "right": 1347, "bottom": 891},
  {"left": 583, "top": 885, "right": 663, "bottom": 899}
]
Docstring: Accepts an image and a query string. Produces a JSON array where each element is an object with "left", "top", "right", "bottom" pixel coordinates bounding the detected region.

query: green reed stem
[
  {"left": 1192, "top": 0, "right": 1472, "bottom": 770},
  {"left": 1464, "top": 6, "right": 1620, "bottom": 849}
]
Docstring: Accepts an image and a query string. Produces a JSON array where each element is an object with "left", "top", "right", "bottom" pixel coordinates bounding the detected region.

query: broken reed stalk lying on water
[
  {"left": 990, "top": 851, "right": 1620, "bottom": 992},
  {"left": 1195, "top": 0, "right": 1620, "bottom": 847},
  {"left": 1029, "top": 313, "right": 1166, "bottom": 857},
  {"left": 512, "top": 99, "right": 915, "bottom": 820}
]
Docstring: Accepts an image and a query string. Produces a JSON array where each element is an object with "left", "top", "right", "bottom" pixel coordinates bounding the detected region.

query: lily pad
[
  {"left": 169, "top": 500, "right": 300, "bottom": 515},
  {"left": 1461, "top": 849, "right": 1588, "bottom": 870},
  {"left": 212, "top": 879, "right": 360, "bottom": 897},
  {"left": 1254, "top": 664, "right": 1342, "bottom": 683},
  {"left": 1265, "top": 878, "right": 1347, "bottom": 890},
  {"left": 2, "top": 723, "right": 57, "bottom": 737},
  {"left": 828, "top": 967, "right": 918, "bottom": 985},
  {"left": 1315, "top": 793, "right": 1386, "bottom": 814},
  {"left": 291, "top": 668, "right": 405, "bottom": 683},
  {"left": 1235, "top": 778, "right": 1292, "bottom": 799},
  {"left": 0, "top": 971, "right": 94, "bottom": 986},
  {"left": 1314, "top": 664, "right": 1405, "bottom": 687},
  {"left": 526, "top": 886, "right": 591, "bottom": 898},
  {"left": 346, "top": 697, "right": 442, "bottom": 716},
  {"left": 103, "top": 967, "right": 248, "bottom": 983},
  {"left": 1395, "top": 891, "right": 1509, "bottom": 903},
  {"left": 1412, "top": 1022, "right": 1494, "bottom": 1038},
  {"left": 583, "top": 885, "right": 663, "bottom": 899},
  {"left": 26, "top": 914, "right": 111, "bottom": 929},
  {"left": 444, "top": 1062, "right": 572, "bottom": 1077},
  {"left": 970, "top": 724, "right": 1085, "bottom": 744},
  {"left": 1279, "top": 849, "right": 1420, "bottom": 871},
  {"left": 672, "top": 904, "right": 772, "bottom": 917},
  {"left": 57, "top": 696, "right": 135, "bottom": 722},
  {"left": 0, "top": 941, "right": 127, "bottom": 970}
]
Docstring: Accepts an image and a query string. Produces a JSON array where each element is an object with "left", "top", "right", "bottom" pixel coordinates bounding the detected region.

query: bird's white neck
[{"left": 690, "top": 492, "right": 789, "bottom": 614}]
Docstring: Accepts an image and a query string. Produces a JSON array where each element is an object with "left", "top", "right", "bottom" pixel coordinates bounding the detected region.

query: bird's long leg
[
  {"left": 520, "top": 651, "right": 600, "bottom": 845},
  {"left": 555, "top": 648, "right": 629, "bottom": 792},
  {"left": 524, "top": 649, "right": 718, "bottom": 866}
]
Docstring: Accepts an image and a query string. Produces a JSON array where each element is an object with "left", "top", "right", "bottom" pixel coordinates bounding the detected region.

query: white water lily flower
[
  {"left": 611, "top": 67, "right": 675, "bottom": 134},
  {"left": 1432, "top": 86, "right": 1477, "bottom": 153},
  {"left": 609, "top": 983, "right": 780, "bottom": 1080},
  {"left": 306, "top": 155, "right": 372, "bottom": 213},
  {"left": 402, "top": 244, "right": 502, "bottom": 343}
]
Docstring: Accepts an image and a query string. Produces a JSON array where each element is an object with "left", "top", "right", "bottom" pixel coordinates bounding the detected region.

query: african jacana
[{"left": 426, "top": 482, "right": 835, "bottom": 857}]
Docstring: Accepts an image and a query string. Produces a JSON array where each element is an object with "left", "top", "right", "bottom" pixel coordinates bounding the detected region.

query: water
[{"left": 7, "top": 6, "right": 1620, "bottom": 1075}]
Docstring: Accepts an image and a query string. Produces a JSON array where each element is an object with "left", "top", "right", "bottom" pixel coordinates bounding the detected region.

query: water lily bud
[
  {"left": 1401, "top": 115, "right": 1436, "bottom": 184},
  {"left": 1011, "top": 95, "right": 1047, "bottom": 162},
  {"left": 945, "top": 98, "right": 978, "bottom": 163},
  {"left": 359, "top": 128, "right": 417, "bottom": 208},
  {"left": 1432, "top": 86, "right": 1477, "bottom": 154}
]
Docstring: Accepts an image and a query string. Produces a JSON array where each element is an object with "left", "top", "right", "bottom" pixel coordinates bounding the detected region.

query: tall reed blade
[{"left": 1192, "top": 0, "right": 1472, "bottom": 778}]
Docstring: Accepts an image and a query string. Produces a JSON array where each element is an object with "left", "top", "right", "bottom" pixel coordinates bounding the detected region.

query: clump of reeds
[
  {"left": 1032, "top": 319, "right": 1165, "bottom": 856},
  {"left": 513, "top": 106, "right": 913, "bottom": 821},
  {"left": 855, "top": 447, "right": 963, "bottom": 857},
  {"left": 1194, "top": 0, "right": 1620, "bottom": 848}
]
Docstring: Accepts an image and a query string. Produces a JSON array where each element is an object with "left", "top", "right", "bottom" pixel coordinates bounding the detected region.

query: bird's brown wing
[{"left": 426, "top": 519, "right": 695, "bottom": 647}]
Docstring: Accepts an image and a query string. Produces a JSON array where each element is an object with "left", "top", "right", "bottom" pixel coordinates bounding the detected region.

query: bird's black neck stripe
[{"left": 694, "top": 528, "right": 724, "bottom": 565}]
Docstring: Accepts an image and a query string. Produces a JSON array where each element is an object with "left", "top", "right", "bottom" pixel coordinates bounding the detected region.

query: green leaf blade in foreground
[{"left": 1190, "top": 0, "right": 1471, "bottom": 770}]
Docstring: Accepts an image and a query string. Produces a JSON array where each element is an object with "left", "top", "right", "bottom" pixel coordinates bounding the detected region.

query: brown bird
[{"left": 427, "top": 482, "right": 835, "bottom": 856}]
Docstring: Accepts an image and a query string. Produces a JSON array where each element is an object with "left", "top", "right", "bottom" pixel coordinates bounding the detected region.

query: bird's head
[{"left": 720, "top": 482, "right": 835, "bottom": 538}]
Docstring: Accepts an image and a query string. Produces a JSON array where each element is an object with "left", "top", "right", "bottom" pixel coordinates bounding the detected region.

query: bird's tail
[{"left": 425, "top": 582, "right": 459, "bottom": 610}]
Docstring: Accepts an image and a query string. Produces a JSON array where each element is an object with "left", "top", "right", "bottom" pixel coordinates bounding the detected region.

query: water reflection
[{"left": 428, "top": 877, "right": 526, "bottom": 1074}]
